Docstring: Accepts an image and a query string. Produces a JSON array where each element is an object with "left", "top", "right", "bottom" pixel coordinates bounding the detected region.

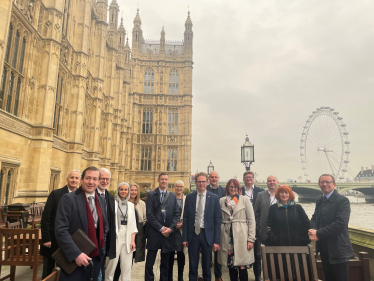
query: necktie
[
  {"left": 161, "top": 191, "right": 166, "bottom": 221},
  {"left": 88, "top": 196, "right": 98, "bottom": 224},
  {"left": 195, "top": 193, "right": 203, "bottom": 235}
]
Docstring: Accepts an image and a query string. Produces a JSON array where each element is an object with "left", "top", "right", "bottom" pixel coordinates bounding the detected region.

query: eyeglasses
[
  {"left": 196, "top": 181, "right": 207, "bottom": 185},
  {"left": 244, "top": 176, "right": 254, "bottom": 179},
  {"left": 319, "top": 181, "right": 333, "bottom": 184},
  {"left": 229, "top": 186, "right": 237, "bottom": 189},
  {"left": 100, "top": 178, "right": 110, "bottom": 182}
]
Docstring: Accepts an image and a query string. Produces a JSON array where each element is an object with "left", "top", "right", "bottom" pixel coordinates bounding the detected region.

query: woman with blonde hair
[
  {"left": 128, "top": 182, "right": 147, "bottom": 263},
  {"left": 105, "top": 182, "right": 138, "bottom": 281}
]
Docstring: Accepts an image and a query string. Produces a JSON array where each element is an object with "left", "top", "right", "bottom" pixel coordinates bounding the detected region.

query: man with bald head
[
  {"left": 206, "top": 171, "right": 224, "bottom": 281},
  {"left": 254, "top": 175, "right": 279, "bottom": 246}
]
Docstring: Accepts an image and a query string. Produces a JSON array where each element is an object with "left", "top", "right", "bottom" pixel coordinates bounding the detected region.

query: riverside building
[{"left": 0, "top": 0, "right": 193, "bottom": 203}]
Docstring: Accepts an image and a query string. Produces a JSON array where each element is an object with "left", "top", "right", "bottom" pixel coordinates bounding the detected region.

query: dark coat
[
  {"left": 266, "top": 202, "right": 311, "bottom": 246},
  {"left": 254, "top": 190, "right": 272, "bottom": 244},
  {"left": 146, "top": 188, "right": 179, "bottom": 253},
  {"left": 40, "top": 185, "right": 69, "bottom": 257},
  {"left": 182, "top": 191, "right": 221, "bottom": 247},
  {"left": 310, "top": 189, "right": 355, "bottom": 264},
  {"left": 55, "top": 188, "right": 108, "bottom": 280},
  {"left": 241, "top": 185, "right": 264, "bottom": 207},
  {"left": 101, "top": 188, "right": 116, "bottom": 259},
  {"left": 206, "top": 184, "right": 225, "bottom": 199}
]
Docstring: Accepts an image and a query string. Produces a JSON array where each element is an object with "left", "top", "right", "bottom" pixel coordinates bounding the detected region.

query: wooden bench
[
  {"left": 261, "top": 244, "right": 320, "bottom": 281},
  {"left": 28, "top": 203, "right": 45, "bottom": 228},
  {"left": 5, "top": 221, "right": 23, "bottom": 229},
  {"left": 42, "top": 267, "right": 61, "bottom": 281},
  {"left": 0, "top": 206, "right": 20, "bottom": 228},
  {"left": 0, "top": 228, "right": 43, "bottom": 281},
  {"left": 316, "top": 252, "right": 370, "bottom": 281}
]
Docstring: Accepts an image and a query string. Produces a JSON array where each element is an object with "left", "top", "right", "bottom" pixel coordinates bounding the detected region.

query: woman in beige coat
[{"left": 218, "top": 179, "right": 256, "bottom": 281}]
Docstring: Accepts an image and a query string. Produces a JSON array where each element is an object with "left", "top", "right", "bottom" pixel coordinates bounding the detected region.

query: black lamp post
[
  {"left": 207, "top": 160, "right": 214, "bottom": 175},
  {"left": 241, "top": 135, "right": 254, "bottom": 171}
]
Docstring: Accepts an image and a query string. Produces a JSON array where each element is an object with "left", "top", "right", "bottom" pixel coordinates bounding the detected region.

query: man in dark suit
[
  {"left": 41, "top": 169, "right": 81, "bottom": 278},
  {"left": 183, "top": 172, "right": 221, "bottom": 281},
  {"left": 242, "top": 171, "right": 264, "bottom": 281},
  {"left": 145, "top": 172, "right": 180, "bottom": 281},
  {"left": 96, "top": 168, "right": 116, "bottom": 281},
  {"left": 254, "top": 175, "right": 279, "bottom": 244},
  {"left": 206, "top": 171, "right": 224, "bottom": 281},
  {"left": 55, "top": 166, "right": 108, "bottom": 281},
  {"left": 309, "top": 174, "right": 355, "bottom": 281}
]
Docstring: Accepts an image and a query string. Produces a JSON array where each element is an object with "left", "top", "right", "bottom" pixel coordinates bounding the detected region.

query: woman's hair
[
  {"left": 275, "top": 185, "right": 295, "bottom": 202},
  {"left": 224, "top": 179, "right": 242, "bottom": 196},
  {"left": 129, "top": 182, "right": 140, "bottom": 205}
]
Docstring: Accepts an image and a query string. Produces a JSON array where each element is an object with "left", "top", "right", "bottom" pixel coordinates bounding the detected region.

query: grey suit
[{"left": 254, "top": 190, "right": 272, "bottom": 244}]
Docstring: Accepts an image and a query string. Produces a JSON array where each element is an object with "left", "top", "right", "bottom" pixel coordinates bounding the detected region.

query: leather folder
[{"left": 52, "top": 229, "right": 96, "bottom": 274}]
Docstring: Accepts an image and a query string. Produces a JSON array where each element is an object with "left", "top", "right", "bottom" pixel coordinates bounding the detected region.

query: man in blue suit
[{"left": 183, "top": 172, "right": 222, "bottom": 281}]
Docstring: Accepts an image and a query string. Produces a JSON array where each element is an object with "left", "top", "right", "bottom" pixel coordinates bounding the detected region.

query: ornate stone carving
[{"left": 0, "top": 112, "right": 32, "bottom": 137}]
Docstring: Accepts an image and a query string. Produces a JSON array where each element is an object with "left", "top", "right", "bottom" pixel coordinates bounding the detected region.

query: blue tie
[{"left": 160, "top": 191, "right": 166, "bottom": 221}]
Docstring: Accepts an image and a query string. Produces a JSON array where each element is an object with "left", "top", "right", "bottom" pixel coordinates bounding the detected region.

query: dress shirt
[
  {"left": 68, "top": 188, "right": 74, "bottom": 193},
  {"left": 97, "top": 189, "right": 105, "bottom": 198},
  {"left": 325, "top": 190, "right": 334, "bottom": 199},
  {"left": 85, "top": 192, "right": 98, "bottom": 223},
  {"left": 159, "top": 188, "right": 167, "bottom": 231},
  {"left": 244, "top": 185, "right": 254, "bottom": 199},
  {"left": 195, "top": 190, "right": 206, "bottom": 228},
  {"left": 269, "top": 190, "right": 277, "bottom": 205}
]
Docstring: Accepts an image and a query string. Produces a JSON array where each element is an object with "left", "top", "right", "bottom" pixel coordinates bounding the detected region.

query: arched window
[
  {"left": 168, "top": 109, "right": 178, "bottom": 135},
  {"left": 53, "top": 74, "right": 64, "bottom": 136},
  {"left": 4, "top": 24, "right": 13, "bottom": 63},
  {"left": 19, "top": 37, "right": 26, "bottom": 73},
  {"left": 167, "top": 147, "right": 177, "bottom": 171},
  {"left": 6, "top": 72, "right": 14, "bottom": 113},
  {"left": 169, "top": 69, "right": 179, "bottom": 94},
  {"left": 13, "top": 78, "right": 21, "bottom": 116},
  {"left": 144, "top": 69, "right": 154, "bottom": 93},
  {"left": 142, "top": 108, "right": 153, "bottom": 134},
  {"left": 11, "top": 31, "right": 20, "bottom": 68},
  {"left": 141, "top": 146, "right": 152, "bottom": 171}
]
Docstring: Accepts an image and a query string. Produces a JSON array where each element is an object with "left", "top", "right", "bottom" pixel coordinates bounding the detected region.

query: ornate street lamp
[
  {"left": 241, "top": 135, "right": 254, "bottom": 171},
  {"left": 207, "top": 160, "right": 214, "bottom": 175}
]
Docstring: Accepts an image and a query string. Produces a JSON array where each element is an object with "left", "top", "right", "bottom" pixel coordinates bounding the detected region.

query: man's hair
[
  {"left": 158, "top": 172, "right": 169, "bottom": 180},
  {"left": 99, "top": 167, "right": 111, "bottom": 178},
  {"left": 195, "top": 172, "right": 208, "bottom": 181},
  {"left": 66, "top": 169, "right": 81, "bottom": 179},
  {"left": 81, "top": 166, "right": 101, "bottom": 179},
  {"left": 174, "top": 180, "right": 184, "bottom": 187},
  {"left": 243, "top": 171, "right": 255, "bottom": 179},
  {"left": 318, "top": 174, "right": 335, "bottom": 183}
]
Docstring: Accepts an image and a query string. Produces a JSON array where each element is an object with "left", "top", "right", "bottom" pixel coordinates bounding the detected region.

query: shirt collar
[
  {"left": 197, "top": 190, "right": 206, "bottom": 196},
  {"left": 245, "top": 184, "right": 254, "bottom": 190},
  {"left": 85, "top": 192, "right": 95, "bottom": 199},
  {"left": 97, "top": 188, "right": 105, "bottom": 196},
  {"left": 325, "top": 190, "right": 334, "bottom": 199}
]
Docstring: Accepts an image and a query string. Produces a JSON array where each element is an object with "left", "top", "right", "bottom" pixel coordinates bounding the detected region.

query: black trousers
[
  {"left": 228, "top": 267, "right": 248, "bottom": 281},
  {"left": 252, "top": 239, "right": 262, "bottom": 278},
  {"left": 145, "top": 250, "right": 171, "bottom": 281},
  {"left": 168, "top": 251, "right": 185, "bottom": 281},
  {"left": 188, "top": 230, "right": 212, "bottom": 281},
  {"left": 320, "top": 249, "right": 349, "bottom": 281},
  {"left": 42, "top": 256, "right": 56, "bottom": 279}
]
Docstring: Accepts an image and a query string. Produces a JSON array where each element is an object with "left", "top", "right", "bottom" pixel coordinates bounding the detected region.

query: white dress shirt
[
  {"left": 269, "top": 190, "right": 277, "bottom": 205},
  {"left": 244, "top": 185, "right": 254, "bottom": 200}
]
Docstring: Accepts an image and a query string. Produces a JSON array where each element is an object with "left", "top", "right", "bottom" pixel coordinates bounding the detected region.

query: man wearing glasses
[
  {"left": 96, "top": 168, "right": 116, "bottom": 281},
  {"left": 183, "top": 172, "right": 221, "bottom": 281},
  {"left": 242, "top": 171, "right": 263, "bottom": 281},
  {"left": 309, "top": 174, "right": 354, "bottom": 281}
]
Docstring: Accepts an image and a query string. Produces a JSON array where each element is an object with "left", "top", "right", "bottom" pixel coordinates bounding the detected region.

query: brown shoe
[{"left": 215, "top": 278, "right": 223, "bottom": 281}]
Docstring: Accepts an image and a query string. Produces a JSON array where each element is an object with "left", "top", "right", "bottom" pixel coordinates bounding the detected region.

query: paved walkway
[{"left": 0, "top": 251, "right": 258, "bottom": 280}]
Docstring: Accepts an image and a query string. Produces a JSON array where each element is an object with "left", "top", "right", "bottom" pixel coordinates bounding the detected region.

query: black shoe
[{"left": 255, "top": 277, "right": 263, "bottom": 281}]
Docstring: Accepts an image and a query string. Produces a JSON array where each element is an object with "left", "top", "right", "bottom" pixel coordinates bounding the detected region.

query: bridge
[{"left": 256, "top": 182, "right": 374, "bottom": 203}]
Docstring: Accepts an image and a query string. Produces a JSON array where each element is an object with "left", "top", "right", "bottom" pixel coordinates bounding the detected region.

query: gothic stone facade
[{"left": 0, "top": 0, "right": 193, "bottom": 204}]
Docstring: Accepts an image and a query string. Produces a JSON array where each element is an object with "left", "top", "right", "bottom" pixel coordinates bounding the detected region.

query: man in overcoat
[
  {"left": 206, "top": 171, "right": 225, "bottom": 281},
  {"left": 309, "top": 174, "right": 355, "bottom": 281},
  {"left": 145, "top": 172, "right": 180, "bottom": 281},
  {"left": 55, "top": 166, "right": 108, "bottom": 281},
  {"left": 183, "top": 172, "right": 221, "bottom": 281},
  {"left": 254, "top": 175, "right": 279, "bottom": 244},
  {"left": 40, "top": 169, "right": 80, "bottom": 278},
  {"left": 242, "top": 171, "right": 264, "bottom": 281}
]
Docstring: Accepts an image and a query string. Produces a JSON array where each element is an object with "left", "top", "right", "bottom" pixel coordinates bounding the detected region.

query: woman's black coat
[{"left": 266, "top": 203, "right": 311, "bottom": 246}]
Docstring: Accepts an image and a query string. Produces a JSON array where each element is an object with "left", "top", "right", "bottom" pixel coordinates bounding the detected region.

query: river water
[{"left": 297, "top": 196, "right": 374, "bottom": 230}]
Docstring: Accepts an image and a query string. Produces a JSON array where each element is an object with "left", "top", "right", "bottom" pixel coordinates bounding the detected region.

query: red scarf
[{"left": 83, "top": 192, "right": 104, "bottom": 257}]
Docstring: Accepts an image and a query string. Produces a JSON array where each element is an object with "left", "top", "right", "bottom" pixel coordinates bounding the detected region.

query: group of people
[{"left": 40, "top": 166, "right": 354, "bottom": 281}]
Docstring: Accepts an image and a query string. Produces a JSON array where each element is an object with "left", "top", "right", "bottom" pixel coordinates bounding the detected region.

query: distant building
[{"left": 354, "top": 166, "right": 374, "bottom": 182}]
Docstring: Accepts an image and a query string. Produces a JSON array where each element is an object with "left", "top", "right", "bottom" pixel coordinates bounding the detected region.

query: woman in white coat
[{"left": 106, "top": 182, "right": 138, "bottom": 281}]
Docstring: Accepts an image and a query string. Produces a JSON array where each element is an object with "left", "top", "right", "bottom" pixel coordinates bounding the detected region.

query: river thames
[{"left": 298, "top": 196, "right": 374, "bottom": 229}]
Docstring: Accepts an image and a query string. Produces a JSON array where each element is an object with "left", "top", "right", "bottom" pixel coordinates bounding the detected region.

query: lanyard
[{"left": 118, "top": 205, "right": 128, "bottom": 219}]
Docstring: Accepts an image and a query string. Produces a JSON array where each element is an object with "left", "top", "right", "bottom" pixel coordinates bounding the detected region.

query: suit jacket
[
  {"left": 241, "top": 185, "right": 264, "bottom": 207},
  {"left": 55, "top": 188, "right": 108, "bottom": 279},
  {"left": 100, "top": 188, "right": 116, "bottom": 259},
  {"left": 310, "top": 189, "right": 355, "bottom": 264},
  {"left": 206, "top": 184, "right": 225, "bottom": 199},
  {"left": 146, "top": 188, "right": 179, "bottom": 253},
  {"left": 40, "top": 185, "right": 69, "bottom": 257},
  {"left": 182, "top": 191, "right": 221, "bottom": 247},
  {"left": 254, "top": 190, "right": 271, "bottom": 244}
]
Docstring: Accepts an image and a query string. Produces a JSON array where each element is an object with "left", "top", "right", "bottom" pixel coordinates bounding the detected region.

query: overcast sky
[{"left": 117, "top": 0, "right": 374, "bottom": 182}]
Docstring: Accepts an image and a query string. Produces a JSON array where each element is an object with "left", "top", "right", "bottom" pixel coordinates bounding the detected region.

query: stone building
[{"left": 0, "top": 0, "right": 193, "bottom": 204}]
